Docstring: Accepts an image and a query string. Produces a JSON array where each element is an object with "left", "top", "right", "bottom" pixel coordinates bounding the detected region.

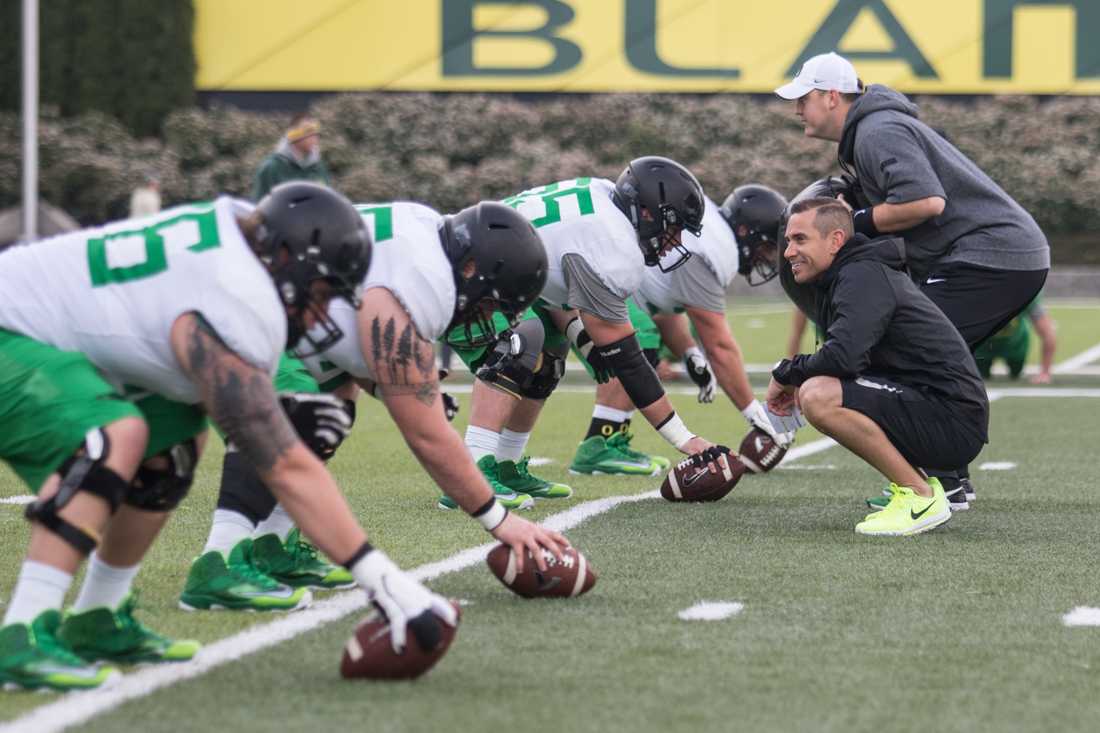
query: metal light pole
[{"left": 22, "top": 0, "right": 39, "bottom": 243}]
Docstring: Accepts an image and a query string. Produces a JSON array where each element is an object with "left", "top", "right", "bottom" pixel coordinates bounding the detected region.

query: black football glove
[
  {"left": 278, "top": 392, "right": 355, "bottom": 461},
  {"left": 438, "top": 369, "right": 459, "bottom": 421}
]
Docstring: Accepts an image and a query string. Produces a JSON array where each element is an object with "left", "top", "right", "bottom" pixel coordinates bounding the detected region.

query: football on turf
[
  {"left": 486, "top": 544, "right": 597, "bottom": 599},
  {"left": 339, "top": 601, "right": 460, "bottom": 680},
  {"left": 661, "top": 450, "right": 745, "bottom": 502},
  {"left": 738, "top": 427, "right": 788, "bottom": 473}
]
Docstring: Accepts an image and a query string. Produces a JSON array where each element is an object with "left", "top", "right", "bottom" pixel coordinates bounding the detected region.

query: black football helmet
[
  {"left": 440, "top": 201, "right": 548, "bottom": 347},
  {"left": 612, "top": 156, "right": 705, "bottom": 273},
  {"left": 719, "top": 184, "right": 788, "bottom": 286},
  {"left": 255, "top": 182, "right": 372, "bottom": 353}
]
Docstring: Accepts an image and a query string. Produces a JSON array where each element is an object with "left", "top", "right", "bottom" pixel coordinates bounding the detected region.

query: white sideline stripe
[
  {"left": 1054, "top": 342, "right": 1100, "bottom": 373},
  {"left": 979, "top": 461, "right": 1017, "bottom": 471},
  {"left": 678, "top": 601, "right": 744, "bottom": 621},
  {"left": 0, "top": 496, "right": 34, "bottom": 505},
  {"left": 985, "top": 387, "right": 1100, "bottom": 399},
  {"left": 777, "top": 464, "right": 836, "bottom": 471},
  {"left": 0, "top": 492, "right": 658, "bottom": 733},
  {"left": 1063, "top": 607, "right": 1100, "bottom": 627},
  {"left": 527, "top": 457, "right": 553, "bottom": 466}
]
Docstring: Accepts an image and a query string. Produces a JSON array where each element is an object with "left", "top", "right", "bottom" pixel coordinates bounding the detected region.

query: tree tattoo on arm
[
  {"left": 368, "top": 315, "right": 439, "bottom": 406},
  {"left": 180, "top": 313, "right": 298, "bottom": 473}
]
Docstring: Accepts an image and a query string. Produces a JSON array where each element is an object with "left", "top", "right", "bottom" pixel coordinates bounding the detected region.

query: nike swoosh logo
[
  {"left": 911, "top": 501, "right": 936, "bottom": 520},
  {"left": 682, "top": 468, "right": 708, "bottom": 487},
  {"left": 534, "top": 572, "right": 561, "bottom": 592},
  {"left": 925, "top": 277, "right": 946, "bottom": 284}
]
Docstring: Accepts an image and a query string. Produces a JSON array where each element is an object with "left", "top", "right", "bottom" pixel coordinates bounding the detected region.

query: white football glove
[
  {"left": 683, "top": 346, "right": 717, "bottom": 403},
  {"left": 354, "top": 550, "right": 458, "bottom": 654},
  {"left": 741, "top": 399, "right": 793, "bottom": 447},
  {"left": 766, "top": 403, "right": 806, "bottom": 437}
]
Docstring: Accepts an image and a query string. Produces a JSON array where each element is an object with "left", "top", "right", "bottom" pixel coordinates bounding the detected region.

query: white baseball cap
[{"left": 775, "top": 52, "right": 861, "bottom": 99}]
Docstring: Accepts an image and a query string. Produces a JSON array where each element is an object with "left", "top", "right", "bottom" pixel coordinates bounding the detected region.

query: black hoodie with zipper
[{"left": 773, "top": 234, "right": 989, "bottom": 440}]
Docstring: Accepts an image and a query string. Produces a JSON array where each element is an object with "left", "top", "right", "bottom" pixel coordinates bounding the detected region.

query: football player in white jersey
[
  {"left": 445, "top": 157, "right": 721, "bottom": 499},
  {"left": 183, "top": 201, "right": 567, "bottom": 610},
  {"left": 606, "top": 185, "right": 796, "bottom": 446},
  {"left": 0, "top": 183, "right": 458, "bottom": 690}
]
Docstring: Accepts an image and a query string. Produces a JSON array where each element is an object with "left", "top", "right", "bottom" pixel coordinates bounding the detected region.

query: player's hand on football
[
  {"left": 278, "top": 392, "right": 355, "bottom": 460},
  {"left": 490, "top": 513, "right": 569, "bottom": 574},
  {"left": 358, "top": 550, "right": 458, "bottom": 654},
  {"left": 765, "top": 377, "right": 797, "bottom": 416},
  {"left": 679, "top": 435, "right": 715, "bottom": 456},
  {"left": 683, "top": 346, "right": 717, "bottom": 403},
  {"left": 742, "top": 398, "right": 792, "bottom": 447}
]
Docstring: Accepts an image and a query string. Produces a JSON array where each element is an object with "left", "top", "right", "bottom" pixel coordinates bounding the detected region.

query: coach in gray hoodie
[{"left": 775, "top": 52, "right": 1049, "bottom": 510}]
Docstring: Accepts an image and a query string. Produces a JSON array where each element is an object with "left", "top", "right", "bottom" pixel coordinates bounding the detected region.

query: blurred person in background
[
  {"left": 776, "top": 52, "right": 1049, "bottom": 512},
  {"left": 129, "top": 174, "right": 161, "bottom": 219},
  {"left": 974, "top": 295, "right": 1056, "bottom": 384},
  {"left": 252, "top": 113, "right": 331, "bottom": 201}
]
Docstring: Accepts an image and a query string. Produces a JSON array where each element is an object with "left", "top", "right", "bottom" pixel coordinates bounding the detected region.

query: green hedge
[
  {"left": 2, "top": 93, "right": 1099, "bottom": 261},
  {"left": 0, "top": 0, "right": 194, "bottom": 137}
]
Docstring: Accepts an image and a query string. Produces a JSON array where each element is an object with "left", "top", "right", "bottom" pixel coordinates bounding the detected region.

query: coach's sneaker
[
  {"left": 437, "top": 456, "right": 535, "bottom": 510},
  {"left": 569, "top": 435, "right": 660, "bottom": 476},
  {"left": 497, "top": 457, "right": 573, "bottom": 499},
  {"left": 250, "top": 529, "right": 355, "bottom": 590},
  {"left": 856, "top": 478, "right": 951, "bottom": 536},
  {"left": 179, "top": 540, "right": 311, "bottom": 612},
  {"left": 961, "top": 477, "right": 976, "bottom": 501},
  {"left": 0, "top": 610, "right": 119, "bottom": 691},
  {"left": 866, "top": 479, "right": 969, "bottom": 512},
  {"left": 610, "top": 431, "right": 670, "bottom": 471},
  {"left": 59, "top": 594, "right": 200, "bottom": 664}
]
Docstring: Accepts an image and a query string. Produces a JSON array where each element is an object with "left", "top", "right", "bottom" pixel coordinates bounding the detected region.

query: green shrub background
[{"left": 2, "top": 93, "right": 1098, "bottom": 261}]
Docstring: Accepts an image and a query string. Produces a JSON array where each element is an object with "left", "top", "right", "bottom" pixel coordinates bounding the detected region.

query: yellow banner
[{"left": 194, "top": 1, "right": 1100, "bottom": 94}]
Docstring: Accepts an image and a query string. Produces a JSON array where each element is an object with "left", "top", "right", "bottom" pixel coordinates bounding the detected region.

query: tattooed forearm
[{"left": 182, "top": 314, "right": 298, "bottom": 473}]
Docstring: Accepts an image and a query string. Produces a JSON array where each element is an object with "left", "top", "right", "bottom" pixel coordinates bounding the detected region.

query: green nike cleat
[
  {"left": 438, "top": 455, "right": 535, "bottom": 510},
  {"left": 0, "top": 610, "right": 119, "bottom": 691},
  {"left": 609, "top": 431, "right": 670, "bottom": 470},
  {"left": 569, "top": 435, "right": 662, "bottom": 476},
  {"left": 496, "top": 457, "right": 573, "bottom": 499},
  {"left": 250, "top": 529, "right": 355, "bottom": 590},
  {"left": 179, "top": 539, "right": 312, "bottom": 612},
  {"left": 59, "top": 594, "right": 200, "bottom": 663},
  {"left": 856, "top": 478, "right": 951, "bottom": 536}
]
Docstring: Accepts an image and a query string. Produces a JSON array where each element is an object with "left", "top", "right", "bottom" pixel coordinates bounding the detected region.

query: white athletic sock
[
  {"left": 71, "top": 554, "right": 140, "bottom": 612},
  {"left": 465, "top": 425, "right": 500, "bottom": 462},
  {"left": 592, "top": 404, "right": 632, "bottom": 423},
  {"left": 203, "top": 509, "right": 255, "bottom": 554},
  {"left": 253, "top": 504, "right": 295, "bottom": 542},
  {"left": 497, "top": 429, "right": 531, "bottom": 462},
  {"left": 4, "top": 560, "right": 73, "bottom": 625}
]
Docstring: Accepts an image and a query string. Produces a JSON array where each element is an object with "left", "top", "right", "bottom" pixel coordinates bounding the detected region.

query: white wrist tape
[
  {"left": 657, "top": 412, "right": 695, "bottom": 450},
  {"left": 474, "top": 499, "right": 508, "bottom": 532},
  {"left": 565, "top": 318, "right": 594, "bottom": 359}
]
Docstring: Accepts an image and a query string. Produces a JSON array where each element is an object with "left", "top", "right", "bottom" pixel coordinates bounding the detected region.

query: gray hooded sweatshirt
[{"left": 838, "top": 85, "right": 1049, "bottom": 280}]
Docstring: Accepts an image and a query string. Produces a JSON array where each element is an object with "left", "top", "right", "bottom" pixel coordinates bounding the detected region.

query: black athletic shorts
[
  {"left": 841, "top": 375, "right": 987, "bottom": 471},
  {"left": 918, "top": 263, "right": 1048, "bottom": 351}
]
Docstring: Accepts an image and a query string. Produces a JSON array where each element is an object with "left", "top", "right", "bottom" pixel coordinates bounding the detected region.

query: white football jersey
[
  {"left": 0, "top": 197, "right": 285, "bottom": 403},
  {"left": 636, "top": 195, "right": 739, "bottom": 314},
  {"left": 302, "top": 202, "right": 455, "bottom": 382},
  {"left": 504, "top": 178, "right": 642, "bottom": 310}
]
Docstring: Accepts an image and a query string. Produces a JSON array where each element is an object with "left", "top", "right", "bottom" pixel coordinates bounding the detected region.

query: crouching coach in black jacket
[{"left": 767, "top": 198, "right": 988, "bottom": 537}]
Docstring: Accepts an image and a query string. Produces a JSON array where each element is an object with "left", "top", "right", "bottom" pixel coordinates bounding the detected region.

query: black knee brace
[
  {"left": 126, "top": 439, "right": 198, "bottom": 512},
  {"left": 596, "top": 334, "right": 665, "bottom": 409},
  {"left": 522, "top": 352, "right": 565, "bottom": 400},
  {"left": 216, "top": 449, "right": 277, "bottom": 524},
  {"left": 25, "top": 428, "right": 129, "bottom": 555},
  {"left": 476, "top": 319, "right": 546, "bottom": 399}
]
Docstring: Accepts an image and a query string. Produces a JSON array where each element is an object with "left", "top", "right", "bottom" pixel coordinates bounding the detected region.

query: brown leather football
[
  {"left": 339, "top": 600, "right": 460, "bottom": 680},
  {"left": 738, "top": 427, "right": 788, "bottom": 473},
  {"left": 660, "top": 450, "right": 745, "bottom": 502},
  {"left": 486, "top": 544, "right": 597, "bottom": 599}
]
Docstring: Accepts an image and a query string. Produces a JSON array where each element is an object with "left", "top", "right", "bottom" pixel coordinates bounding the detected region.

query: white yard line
[
  {"left": 1053, "top": 342, "right": 1100, "bottom": 373},
  {"left": 678, "top": 601, "right": 744, "bottom": 621}
]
